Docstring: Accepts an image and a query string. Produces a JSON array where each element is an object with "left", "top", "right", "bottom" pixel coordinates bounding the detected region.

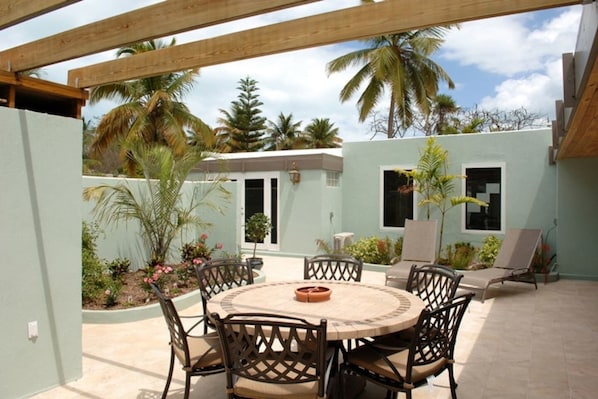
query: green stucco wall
[
  {"left": 0, "top": 108, "right": 82, "bottom": 398},
  {"left": 556, "top": 157, "right": 598, "bottom": 279},
  {"left": 342, "top": 129, "right": 557, "bottom": 252}
]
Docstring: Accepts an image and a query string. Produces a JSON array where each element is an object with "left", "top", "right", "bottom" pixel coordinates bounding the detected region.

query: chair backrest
[
  {"left": 401, "top": 219, "right": 438, "bottom": 263},
  {"left": 304, "top": 254, "right": 363, "bottom": 282},
  {"left": 407, "top": 293, "right": 473, "bottom": 378},
  {"left": 150, "top": 283, "right": 192, "bottom": 367},
  {"left": 405, "top": 264, "right": 463, "bottom": 310},
  {"left": 195, "top": 258, "right": 254, "bottom": 314},
  {"left": 493, "top": 229, "right": 542, "bottom": 270},
  {"left": 212, "top": 312, "right": 328, "bottom": 398}
]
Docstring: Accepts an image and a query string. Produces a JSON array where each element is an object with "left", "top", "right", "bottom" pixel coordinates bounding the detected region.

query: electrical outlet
[{"left": 28, "top": 321, "right": 38, "bottom": 339}]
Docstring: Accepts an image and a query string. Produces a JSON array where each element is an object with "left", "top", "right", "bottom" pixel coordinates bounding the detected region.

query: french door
[{"left": 241, "top": 173, "right": 279, "bottom": 252}]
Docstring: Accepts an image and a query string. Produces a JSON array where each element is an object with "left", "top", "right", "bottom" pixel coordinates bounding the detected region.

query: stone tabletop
[{"left": 207, "top": 280, "right": 425, "bottom": 341}]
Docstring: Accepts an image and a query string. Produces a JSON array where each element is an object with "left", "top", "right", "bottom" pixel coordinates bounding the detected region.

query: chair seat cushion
[
  {"left": 234, "top": 377, "right": 319, "bottom": 399},
  {"left": 173, "top": 332, "right": 223, "bottom": 369},
  {"left": 348, "top": 344, "right": 447, "bottom": 385}
]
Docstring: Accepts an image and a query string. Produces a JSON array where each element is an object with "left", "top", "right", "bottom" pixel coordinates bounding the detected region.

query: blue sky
[{"left": 2, "top": 1, "right": 583, "bottom": 142}]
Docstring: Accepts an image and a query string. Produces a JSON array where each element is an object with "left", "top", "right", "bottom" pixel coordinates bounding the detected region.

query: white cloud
[
  {"left": 479, "top": 58, "right": 565, "bottom": 117},
  {"left": 441, "top": 7, "right": 581, "bottom": 118}
]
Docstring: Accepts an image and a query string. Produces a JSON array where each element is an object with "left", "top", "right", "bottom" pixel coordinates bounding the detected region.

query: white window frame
[
  {"left": 379, "top": 164, "right": 417, "bottom": 232},
  {"left": 461, "top": 162, "right": 506, "bottom": 234}
]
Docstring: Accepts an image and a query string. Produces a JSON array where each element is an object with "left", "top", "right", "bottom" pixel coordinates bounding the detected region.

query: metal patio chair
[
  {"left": 151, "top": 283, "right": 224, "bottom": 399},
  {"left": 212, "top": 312, "right": 329, "bottom": 399}
]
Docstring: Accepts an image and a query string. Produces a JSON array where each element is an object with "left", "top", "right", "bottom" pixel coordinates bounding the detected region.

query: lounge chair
[
  {"left": 459, "top": 228, "right": 541, "bottom": 302},
  {"left": 385, "top": 219, "right": 438, "bottom": 289}
]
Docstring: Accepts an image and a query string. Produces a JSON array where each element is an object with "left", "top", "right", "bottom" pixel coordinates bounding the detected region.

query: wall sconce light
[{"left": 288, "top": 162, "right": 301, "bottom": 185}]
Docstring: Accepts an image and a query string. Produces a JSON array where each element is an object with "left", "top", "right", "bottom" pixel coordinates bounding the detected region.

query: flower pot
[
  {"left": 247, "top": 257, "right": 264, "bottom": 270},
  {"left": 295, "top": 286, "right": 332, "bottom": 302}
]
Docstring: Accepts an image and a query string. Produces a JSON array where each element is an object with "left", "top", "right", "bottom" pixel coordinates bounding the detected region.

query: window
[
  {"left": 326, "top": 171, "right": 340, "bottom": 187},
  {"left": 463, "top": 164, "right": 504, "bottom": 232},
  {"left": 381, "top": 168, "right": 414, "bottom": 228}
]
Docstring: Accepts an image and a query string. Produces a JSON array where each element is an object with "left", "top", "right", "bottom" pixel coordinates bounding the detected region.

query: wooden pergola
[{"left": 1, "top": 0, "right": 595, "bottom": 159}]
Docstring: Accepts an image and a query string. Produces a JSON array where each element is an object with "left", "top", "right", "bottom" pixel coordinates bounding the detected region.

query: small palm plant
[
  {"left": 397, "top": 137, "right": 487, "bottom": 259},
  {"left": 83, "top": 144, "right": 229, "bottom": 265}
]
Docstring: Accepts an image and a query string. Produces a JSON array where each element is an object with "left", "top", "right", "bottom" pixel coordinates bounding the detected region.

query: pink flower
[
  {"left": 216, "top": 243, "right": 223, "bottom": 249},
  {"left": 200, "top": 233, "right": 208, "bottom": 240},
  {"left": 105, "top": 289, "right": 111, "bottom": 296},
  {"left": 192, "top": 258, "right": 202, "bottom": 265}
]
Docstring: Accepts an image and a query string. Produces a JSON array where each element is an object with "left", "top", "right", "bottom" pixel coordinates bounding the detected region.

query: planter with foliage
[{"left": 245, "top": 212, "right": 272, "bottom": 270}]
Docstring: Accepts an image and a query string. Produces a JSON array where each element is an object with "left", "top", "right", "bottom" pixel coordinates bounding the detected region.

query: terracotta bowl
[{"left": 295, "top": 286, "right": 332, "bottom": 302}]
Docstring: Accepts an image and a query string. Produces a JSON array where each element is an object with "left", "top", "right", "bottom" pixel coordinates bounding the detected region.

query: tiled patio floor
[{"left": 32, "top": 256, "right": 598, "bottom": 399}]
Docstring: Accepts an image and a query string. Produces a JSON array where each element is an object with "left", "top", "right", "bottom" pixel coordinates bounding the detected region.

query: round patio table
[{"left": 207, "top": 279, "right": 425, "bottom": 341}]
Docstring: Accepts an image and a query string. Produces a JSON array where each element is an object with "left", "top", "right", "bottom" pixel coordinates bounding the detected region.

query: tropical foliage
[
  {"left": 88, "top": 39, "right": 208, "bottom": 174},
  {"left": 264, "top": 112, "right": 303, "bottom": 150},
  {"left": 326, "top": 10, "right": 455, "bottom": 138},
  {"left": 83, "top": 145, "right": 230, "bottom": 265},
  {"left": 344, "top": 236, "right": 403, "bottom": 265},
  {"left": 397, "top": 137, "right": 487, "bottom": 257},
  {"left": 302, "top": 118, "right": 342, "bottom": 148}
]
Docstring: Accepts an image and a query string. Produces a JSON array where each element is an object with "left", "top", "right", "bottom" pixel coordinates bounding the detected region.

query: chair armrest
[{"left": 179, "top": 314, "right": 209, "bottom": 334}]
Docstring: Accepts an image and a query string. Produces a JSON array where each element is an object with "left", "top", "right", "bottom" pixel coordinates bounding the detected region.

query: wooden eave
[{"left": 0, "top": 70, "right": 88, "bottom": 118}]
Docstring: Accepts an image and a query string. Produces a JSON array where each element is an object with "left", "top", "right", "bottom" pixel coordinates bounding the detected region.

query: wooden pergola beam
[
  {"left": 0, "top": 0, "right": 318, "bottom": 72},
  {"left": 0, "top": 0, "right": 80, "bottom": 29},
  {"left": 67, "top": 0, "right": 580, "bottom": 88}
]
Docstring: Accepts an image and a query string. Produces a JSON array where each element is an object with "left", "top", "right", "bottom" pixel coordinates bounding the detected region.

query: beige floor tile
[{"left": 30, "top": 258, "right": 598, "bottom": 399}]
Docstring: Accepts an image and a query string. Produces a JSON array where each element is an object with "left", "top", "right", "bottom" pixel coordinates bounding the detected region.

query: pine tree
[{"left": 217, "top": 76, "right": 267, "bottom": 152}]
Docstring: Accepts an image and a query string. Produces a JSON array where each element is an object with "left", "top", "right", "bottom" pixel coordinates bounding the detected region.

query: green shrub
[
  {"left": 82, "top": 221, "right": 124, "bottom": 307},
  {"left": 345, "top": 236, "right": 401, "bottom": 265},
  {"left": 107, "top": 257, "right": 131, "bottom": 280},
  {"left": 477, "top": 235, "right": 502, "bottom": 266},
  {"left": 449, "top": 242, "right": 477, "bottom": 270},
  {"left": 82, "top": 222, "right": 109, "bottom": 302}
]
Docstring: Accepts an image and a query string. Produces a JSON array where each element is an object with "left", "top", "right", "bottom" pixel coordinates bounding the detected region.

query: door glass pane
[
  {"left": 270, "top": 178, "right": 278, "bottom": 244},
  {"left": 245, "top": 179, "right": 264, "bottom": 242}
]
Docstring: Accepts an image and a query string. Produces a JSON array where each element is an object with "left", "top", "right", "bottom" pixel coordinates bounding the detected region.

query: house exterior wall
[
  {"left": 342, "top": 129, "right": 558, "bottom": 254},
  {"left": 278, "top": 169, "right": 344, "bottom": 256},
  {"left": 0, "top": 108, "right": 82, "bottom": 398},
  {"left": 556, "top": 157, "right": 598, "bottom": 279}
]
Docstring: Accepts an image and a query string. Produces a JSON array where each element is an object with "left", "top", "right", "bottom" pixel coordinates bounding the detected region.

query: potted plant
[{"left": 245, "top": 212, "right": 272, "bottom": 270}]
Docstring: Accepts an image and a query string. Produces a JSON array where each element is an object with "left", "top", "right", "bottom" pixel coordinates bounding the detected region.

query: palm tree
[
  {"left": 431, "top": 93, "right": 460, "bottom": 135},
  {"left": 89, "top": 39, "right": 204, "bottom": 174},
  {"left": 264, "top": 112, "right": 303, "bottom": 150},
  {"left": 302, "top": 118, "right": 342, "bottom": 148},
  {"left": 326, "top": 24, "right": 455, "bottom": 138}
]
